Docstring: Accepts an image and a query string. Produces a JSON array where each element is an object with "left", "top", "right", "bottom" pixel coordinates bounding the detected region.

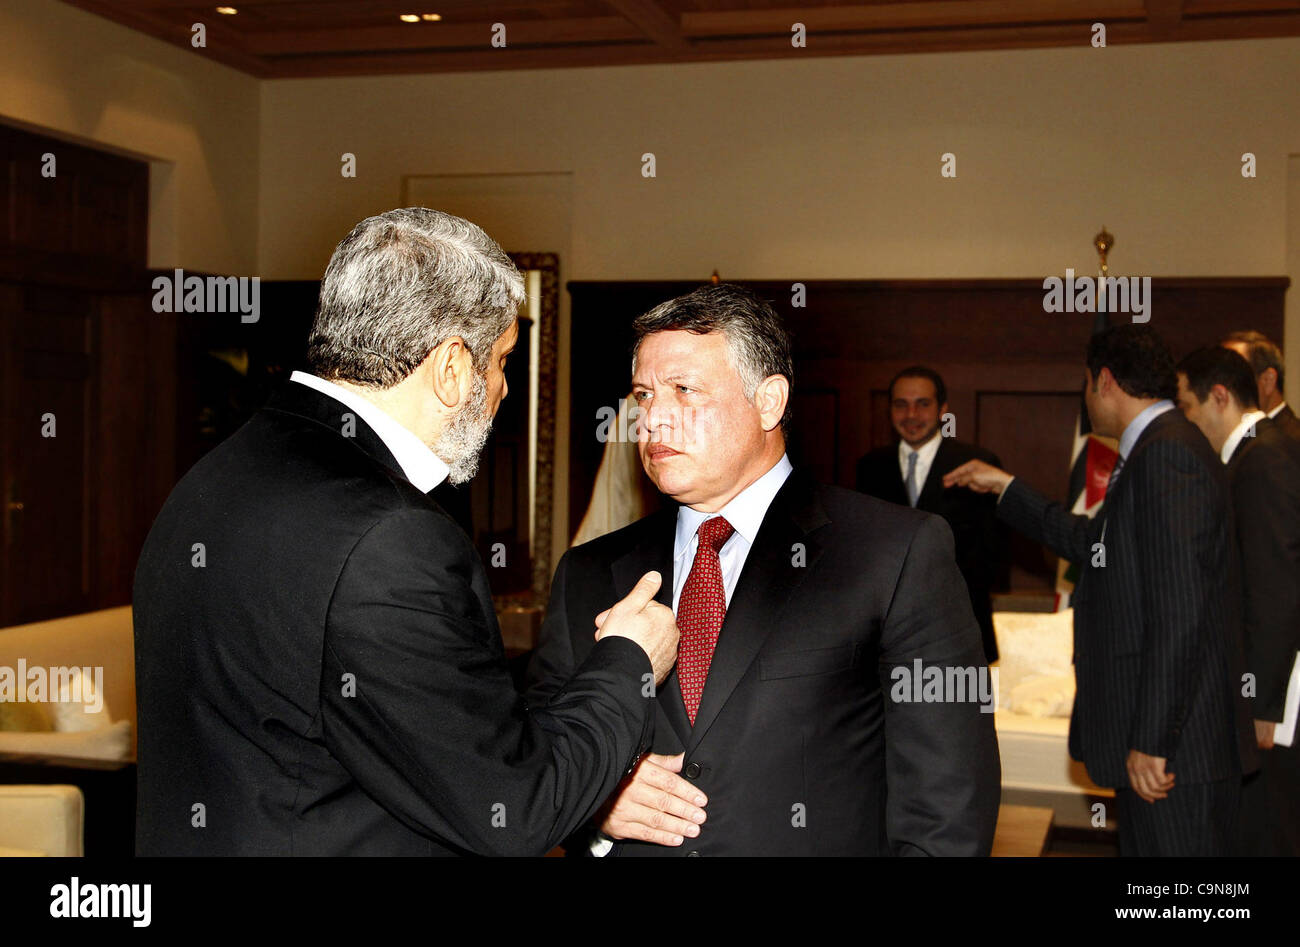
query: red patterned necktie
[{"left": 676, "top": 516, "right": 735, "bottom": 725}]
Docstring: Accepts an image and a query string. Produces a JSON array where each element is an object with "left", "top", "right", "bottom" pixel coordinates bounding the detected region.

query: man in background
[
  {"left": 856, "top": 366, "right": 1005, "bottom": 661},
  {"left": 134, "top": 208, "right": 678, "bottom": 856},
  {"left": 1176, "top": 346, "right": 1300, "bottom": 856},
  {"left": 528, "top": 284, "right": 1000, "bottom": 856},
  {"left": 1222, "top": 330, "right": 1300, "bottom": 443},
  {"left": 945, "top": 325, "right": 1255, "bottom": 856}
]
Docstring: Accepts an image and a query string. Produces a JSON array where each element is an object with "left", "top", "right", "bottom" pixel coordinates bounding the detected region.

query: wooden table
[{"left": 990, "top": 803, "right": 1055, "bottom": 856}]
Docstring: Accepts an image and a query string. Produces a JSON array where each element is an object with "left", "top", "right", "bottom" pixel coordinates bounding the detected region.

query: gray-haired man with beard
[{"left": 134, "top": 208, "right": 677, "bottom": 855}]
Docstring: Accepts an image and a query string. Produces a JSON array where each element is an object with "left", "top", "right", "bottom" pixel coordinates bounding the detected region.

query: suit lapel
[
  {"left": 687, "top": 471, "right": 829, "bottom": 752},
  {"left": 610, "top": 510, "right": 692, "bottom": 748},
  {"left": 879, "top": 451, "right": 909, "bottom": 506}
]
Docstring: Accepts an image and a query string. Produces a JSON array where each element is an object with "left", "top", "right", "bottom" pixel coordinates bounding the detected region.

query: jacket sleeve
[
  {"left": 996, "top": 475, "right": 1100, "bottom": 566},
  {"left": 524, "top": 550, "right": 579, "bottom": 708},
  {"left": 319, "top": 509, "right": 653, "bottom": 856},
  {"left": 878, "top": 514, "right": 1001, "bottom": 856},
  {"left": 1127, "top": 440, "right": 1220, "bottom": 759},
  {"left": 1233, "top": 448, "right": 1300, "bottom": 721}
]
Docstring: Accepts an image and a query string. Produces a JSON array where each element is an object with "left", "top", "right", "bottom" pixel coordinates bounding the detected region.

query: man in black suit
[
  {"left": 527, "top": 284, "right": 1000, "bottom": 856},
  {"left": 946, "top": 325, "right": 1255, "bottom": 856},
  {"left": 1176, "top": 346, "right": 1300, "bottom": 856},
  {"left": 1222, "top": 330, "right": 1300, "bottom": 443},
  {"left": 856, "top": 366, "right": 1005, "bottom": 661},
  {"left": 134, "top": 208, "right": 679, "bottom": 856}
]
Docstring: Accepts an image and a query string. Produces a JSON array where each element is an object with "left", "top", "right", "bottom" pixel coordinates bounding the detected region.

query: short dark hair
[
  {"left": 1222, "top": 330, "right": 1285, "bottom": 395},
  {"left": 1085, "top": 325, "right": 1177, "bottom": 401},
  {"left": 632, "top": 283, "right": 794, "bottom": 430},
  {"left": 888, "top": 366, "right": 947, "bottom": 407},
  {"left": 1177, "top": 346, "right": 1259, "bottom": 410}
]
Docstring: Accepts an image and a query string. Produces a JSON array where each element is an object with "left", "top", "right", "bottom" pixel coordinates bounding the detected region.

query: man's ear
[
  {"left": 755, "top": 374, "right": 790, "bottom": 432},
  {"left": 1260, "top": 367, "right": 1279, "bottom": 399},
  {"left": 1211, "top": 384, "right": 1231, "bottom": 412},
  {"left": 422, "top": 336, "right": 473, "bottom": 409}
]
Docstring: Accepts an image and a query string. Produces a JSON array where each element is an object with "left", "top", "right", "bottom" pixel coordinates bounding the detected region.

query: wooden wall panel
[{"left": 569, "top": 277, "right": 1289, "bottom": 588}]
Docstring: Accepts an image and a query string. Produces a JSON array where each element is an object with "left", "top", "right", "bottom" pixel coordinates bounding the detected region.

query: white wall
[
  {"left": 0, "top": 0, "right": 260, "bottom": 274},
  {"left": 258, "top": 39, "right": 1300, "bottom": 286}
]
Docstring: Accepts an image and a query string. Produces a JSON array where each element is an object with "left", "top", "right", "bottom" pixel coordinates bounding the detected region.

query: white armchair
[{"left": 0, "top": 785, "right": 85, "bottom": 856}]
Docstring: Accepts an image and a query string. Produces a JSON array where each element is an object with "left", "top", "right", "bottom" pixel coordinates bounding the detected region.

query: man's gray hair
[
  {"left": 307, "top": 208, "right": 523, "bottom": 388},
  {"left": 631, "top": 283, "right": 794, "bottom": 430},
  {"left": 1222, "top": 329, "right": 1285, "bottom": 395}
]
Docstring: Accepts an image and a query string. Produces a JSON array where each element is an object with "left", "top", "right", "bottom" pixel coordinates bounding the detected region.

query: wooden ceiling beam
[
  {"left": 602, "top": 0, "right": 689, "bottom": 50},
  {"left": 683, "top": 1, "right": 1145, "bottom": 37},
  {"left": 244, "top": 18, "right": 643, "bottom": 55},
  {"left": 60, "top": 0, "right": 270, "bottom": 75}
]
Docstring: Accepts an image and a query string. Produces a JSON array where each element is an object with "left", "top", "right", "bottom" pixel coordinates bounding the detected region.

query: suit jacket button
[
  {"left": 686, "top": 850, "right": 700, "bottom": 857},
  {"left": 684, "top": 761, "right": 701, "bottom": 779}
]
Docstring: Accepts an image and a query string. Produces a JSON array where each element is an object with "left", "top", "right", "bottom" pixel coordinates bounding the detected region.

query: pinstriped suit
[{"left": 998, "top": 409, "right": 1256, "bottom": 855}]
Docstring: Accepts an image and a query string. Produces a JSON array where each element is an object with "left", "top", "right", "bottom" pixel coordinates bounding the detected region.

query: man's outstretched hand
[
  {"left": 598, "top": 752, "right": 708, "bottom": 847},
  {"left": 943, "top": 459, "right": 1014, "bottom": 496},
  {"left": 594, "top": 571, "right": 680, "bottom": 685}
]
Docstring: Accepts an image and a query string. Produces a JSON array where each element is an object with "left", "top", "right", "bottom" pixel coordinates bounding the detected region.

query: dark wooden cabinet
[{"left": 0, "top": 122, "right": 164, "bottom": 626}]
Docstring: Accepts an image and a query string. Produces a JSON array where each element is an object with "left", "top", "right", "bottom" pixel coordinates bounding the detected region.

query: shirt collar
[
  {"left": 674, "top": 454, "right": 794, "bottom": 561},
  {"left": 1267, "top": 402, "right": 1288, "bottom": 420},
  {"left": 899, "top": 430, "right": 943, "bottom": 466},
  {"left": 1118, "top": 399, "right": 1176, "bottom": 460},
  {"left": 289, "top": 371, "right": 450, "bottom": 493},
  {"left": 1221, "top": 410, "right": 1267, "bottom": 464}
]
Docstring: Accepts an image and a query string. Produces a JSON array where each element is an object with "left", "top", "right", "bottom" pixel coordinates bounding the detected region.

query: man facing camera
[
  {"left": 945, "top": 325, "right": 1255, "bottom": 856},
  {"left": 134, "top": 208, "right": 678, "bottom": 856},
  {"left": 856, "top": 366, "right": 1006, "bottom": 661},
  {"left": 527, "top": 284, "right": 1000, "bottom": 856},
  {"left": 1176, "top": 346, "right": 1300, "bottom": 856}
]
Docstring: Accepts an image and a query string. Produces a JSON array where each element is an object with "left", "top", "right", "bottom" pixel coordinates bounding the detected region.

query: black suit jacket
[
  {"left": 1227, "top": 416, "right": 1300, "bottom": 722},
  {"left": 1270, "top": 403, "right": 1300, "bottom": 444},
  {"left": 997, "top": 409, "right": 1256, "bottom": 788},
  {"left": 526, "top": 470, "right": 1001, "bottom": 856},
  {"left": 857, "top": 438, "right": 1005, "bottom": 661},
  {"left": 133, "top": 381, "right": 654, "bottom": 856}
]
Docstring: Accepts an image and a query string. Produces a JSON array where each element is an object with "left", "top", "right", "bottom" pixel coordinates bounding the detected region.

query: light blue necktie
[{"left": 905, "top": 450, "right": 919, "bottom": 507}]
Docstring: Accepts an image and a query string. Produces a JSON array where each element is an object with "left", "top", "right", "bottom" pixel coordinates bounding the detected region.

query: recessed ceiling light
[
  {"left": 215, "top": 5, "right": 237, "bottom": 13},
  {"left": 399, "top": 13, "right": 420, "bottom": 22},
  {"left": 421, "top": 13, "right": 442, "bottom": 21}
]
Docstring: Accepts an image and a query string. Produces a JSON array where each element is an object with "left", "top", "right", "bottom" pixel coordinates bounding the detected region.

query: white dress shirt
[
  {"left": 591, "top": 453, "right": 793, "bottom": 856},
  {"left": 671, "top": 454, "right": 794, "bottom": 611},
  {"left": 1220, "top": 410, "right": 1267, "bottom": 464},
  {"left": 897, "top": 431, "right": 943, "bottom": 505},
  {"left": 1267, "top": 402, "right": 1290, "bottom": 420},
  {"left": 289, "top": 371, "right": 450, "bottom": 492}
]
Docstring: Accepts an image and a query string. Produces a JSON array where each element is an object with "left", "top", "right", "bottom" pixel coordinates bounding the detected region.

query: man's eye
[
  {"left": 633, "top": 390, "right": 651, "bottom": 402},
  {"left": 677, "top": 385, "right": 692, "bottom": 394}
]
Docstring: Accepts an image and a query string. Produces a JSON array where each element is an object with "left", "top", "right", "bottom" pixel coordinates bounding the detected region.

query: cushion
[
  {"left": 49, "top": 667, "right": 113, "bottom": 733},
  {"left": 0, "top": 719, "right": 131, "bottom": 762}
]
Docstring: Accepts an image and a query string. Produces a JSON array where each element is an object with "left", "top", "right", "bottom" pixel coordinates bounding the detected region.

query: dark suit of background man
[
  {"left": 1221, "top": 330, "right": 1300, "bottom": 444},
  {"left": 856, "top": 366, "right": 1006, "bottom": 662},
  {"left": 1176, "top": 346, "right": 1300, "bottom": 856},
  {"left": 527, "top": 284, "right": 1000, "bottom": 856},
  {"left": 134, "top": 208, "right": 680, "bottom": 856},
  {"left": 946, "top": 325, "right": 1255, "bottom": 856}
]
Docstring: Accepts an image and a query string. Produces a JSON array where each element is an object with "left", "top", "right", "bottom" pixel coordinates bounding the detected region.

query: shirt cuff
[
  {"left": 589, "top": 832, "right": 615, "bottom": 857},
  {"left": 996, "top": 476, "right": 1016, "bottom": 504}
]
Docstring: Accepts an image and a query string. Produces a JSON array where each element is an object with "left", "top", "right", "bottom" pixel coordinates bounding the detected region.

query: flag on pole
[{"left": 1055, "top": 239, "right": 1121, "bottom": 609}]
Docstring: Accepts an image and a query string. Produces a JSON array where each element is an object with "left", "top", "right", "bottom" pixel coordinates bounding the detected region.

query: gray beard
[{"left": 435, "top": 370, "right": 492, "bottom": 486}]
